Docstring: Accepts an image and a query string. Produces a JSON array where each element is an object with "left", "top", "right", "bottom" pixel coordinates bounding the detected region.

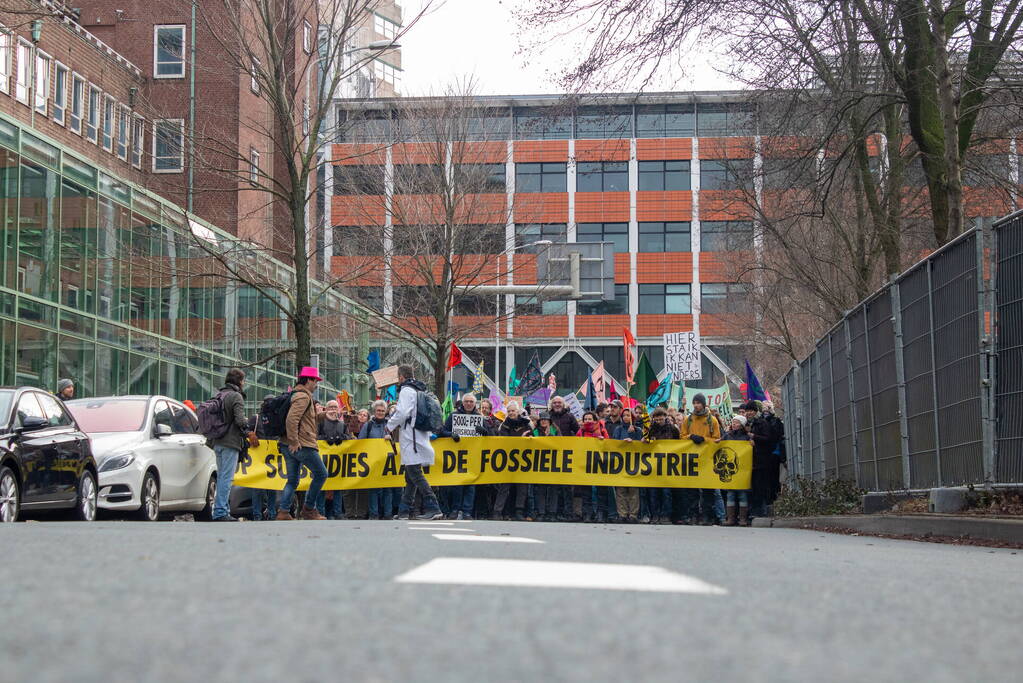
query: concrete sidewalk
[{"left": 753, "top": 513, "right": 1023, "bottom": 544}]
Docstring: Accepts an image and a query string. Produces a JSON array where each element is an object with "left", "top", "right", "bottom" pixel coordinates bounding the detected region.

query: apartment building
[{"left": 331, "top": 93, "right": 1018, "bottom": 395}]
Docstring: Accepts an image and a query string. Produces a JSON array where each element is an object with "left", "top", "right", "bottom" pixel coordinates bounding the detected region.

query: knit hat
[
  {"left": 733, "top": 414, "right": 747, "bottom": 427},
  {"left": 57, "top": 378, "right": 74, "bottom": 393},
  {"left": 692, "top": 393, "right": 707, "bottom": 406}
]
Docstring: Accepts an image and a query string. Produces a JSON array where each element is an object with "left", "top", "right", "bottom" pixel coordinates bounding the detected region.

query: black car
[{"left": 0, "top": 387, "right": 98, "bottom": 522}]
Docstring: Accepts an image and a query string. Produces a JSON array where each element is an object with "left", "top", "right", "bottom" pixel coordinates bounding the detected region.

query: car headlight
[{"left": 99, "top": 453, "right": 135, "bottom": 472}]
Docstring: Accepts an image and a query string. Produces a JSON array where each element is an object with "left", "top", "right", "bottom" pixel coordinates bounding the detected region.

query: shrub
[{"left": 773, "top": 476, "right": 864, "bottom": 517}]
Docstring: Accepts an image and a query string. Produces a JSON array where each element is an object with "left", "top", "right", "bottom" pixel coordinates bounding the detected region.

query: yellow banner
[{"left": 233, "top": 437, "right": 752, "bottom": 491}]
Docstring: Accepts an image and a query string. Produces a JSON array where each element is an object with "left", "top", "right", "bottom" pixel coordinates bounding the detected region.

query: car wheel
[
  {"left": 137, "top": 471, "right": 160, "bottom": 522},
  {"left": 0, "top": 466, "right": 19, "bottom": 523},
  {"left": 75, "top": 470, "right": 98, "bottom": 522},
  {"left": 200, "top": 474, "right": 217, "bottom": 521}
]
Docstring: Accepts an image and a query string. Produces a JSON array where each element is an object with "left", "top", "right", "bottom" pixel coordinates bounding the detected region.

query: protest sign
[
  {"left": 371, "top": 365, "right": 399, "bottom": 390},
  {"left": 663, "top": 332, "right": 702, "bottom": 381},
  {"left": 563, "top": 394, "right": 583, "bottom": 420},
  {"left": 451, "top": 413, "right": 485, "bottom": 438},
  {"left": 684, "top": 383, "right": 734, "bottom": 421},
  {"left": 236, "top": 436, "right": 753, "bottom": 491}
]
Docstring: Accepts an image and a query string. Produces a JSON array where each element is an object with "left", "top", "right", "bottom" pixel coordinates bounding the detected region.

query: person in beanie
[
  {"left": 548, "top": 395, "right": 579, "bottom": 521},
  {"left": 681, "top": 393, "right": 724, "bottom": 525},
  {"left": 277, "top": 366, "right": 329, "bottom": 521},
  {"left": 209, "top": 368, "right": 251, "bottom": 521},
  {"left": 646, "top": 407, "right": 682, "bottom": 523},
  {"left": 493, "top": 402, "right": 533, "bottom": 520},
  {"left": 361, "top": 400, "right": 397, "bottom": 520},
  {"left": 388, "top": 365, "right": 444, "bottom": 521},
  {"left": 720, "top": 414, "right": 751, "bottom": 526},
  {"left": 745, "top": 400, "right": 776, "bottom": 518},
  {"left": 531, "top": 411, "right": 560, "bottom": 521},
  {"left": 56, "top": 378, "right": 75, "bottom": 402},
  {"left": 437, "top": 394, "right": 489, "bottom": 521},
  {"left": 612, "top": 407, "right": 643, "bottom": 522}
]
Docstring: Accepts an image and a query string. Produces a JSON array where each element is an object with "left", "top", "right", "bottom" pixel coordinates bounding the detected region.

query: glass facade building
[{"left": 0, "top": 113, "right": 362, "bottom": 404}]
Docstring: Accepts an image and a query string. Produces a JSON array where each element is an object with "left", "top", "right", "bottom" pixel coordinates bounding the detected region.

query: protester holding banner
[
  {"left": 492, "top": 402, "right": 533, "bottom": 520},
  {"left": 389, "top": 365, "right": 444, "bottom": 521},
  {"left": 530, "top": 412, "right": 560, "bottom": 521},
  {"left": 646, "top": 407, "right": 682, "bottom": 523},
  {"left": 548, "top": 396, "right": 580, "bottom": 521},
  {"left": 745, "top": 400, "right": 780, "bottom": 519},
  {"left": 315, "top": 400, "right": 348, "bottom": 519},
  {"left": 598, "top": 401, "right": 625, "bottom": 522},
  {"left": 611, "top": 408, "right": 644, "bottom": 523},
  {"left": 360, "top": 400, "right": 397, "bottom": 520},
  {"left": 720, "top": 414, "right": 751, "bottom": 526},
  {"left": 572, "top": 410, "right": 606, "bottom": 522},
  {"left": 437, "top": 394, "right": 489, "bottom": 521},
  {"left": 680, "top": 394, "right": 724, "bottom": 525}
]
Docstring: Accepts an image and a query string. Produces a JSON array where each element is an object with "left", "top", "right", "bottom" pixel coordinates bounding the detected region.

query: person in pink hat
[{"left": 276, "top": 366, "right": 329, "bottom": 520}]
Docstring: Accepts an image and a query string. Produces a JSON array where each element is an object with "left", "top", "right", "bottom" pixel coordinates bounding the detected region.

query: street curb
[{"left": 752, "top": 514, "right": 1023, "bottom": 544}]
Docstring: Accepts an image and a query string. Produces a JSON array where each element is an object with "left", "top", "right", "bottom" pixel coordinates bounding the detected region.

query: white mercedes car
[{"left": 65, "top": 396, "right": 217, "bottom": 521}]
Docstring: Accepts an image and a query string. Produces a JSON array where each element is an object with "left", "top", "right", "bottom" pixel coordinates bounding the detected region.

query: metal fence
[{"left": 779, "top": 213, "right": 1022, "bottom": 490}]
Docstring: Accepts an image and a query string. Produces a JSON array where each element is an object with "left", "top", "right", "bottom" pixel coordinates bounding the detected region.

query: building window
[
  {"left": 578, "top": 283, "right": 629, "bottom": 315},
  {"left": 576, "top": 107, "right": 632, "bottom": 139},
  {"left": 636, "top": 104, "right": 695, "bottom": 138},
  {"left": 701, "top": 283, "right": 750, "bottom": 314},
  {"left": 639, "top": 283, "right": 691, "bottom": 314},
  {"left": 249, "top": 148, "right": 260, "bottom": 185},
  {"left": 250, "top": 57, "right": 261, "bottom": 94},
  {"left": 153, "top": 119, "right": 184, "bottom": 172},
  {"left": 514, "top": 109, "right": 572, "bottom": 140},
  {"left": 700, "top": 159, "right": 747, "bottom": 190},
  {"left": 154, "top": 25, "right": 186, "bottom": 78},
  {"left": 372, "top": 59, "right": 402, "bottom": 89},
  {"left": 15, "top": 39, "right": 31, "bottom": 103},
  {"left": 577, "top": 222, "right": 628, "bottom": 253},
  {"left": 697, "top": 103, "right": 754, "bottom": 137},
  {"left": 131, "top": 115, "right": 144, "bottom": 168},
  {"left": 576, "top": 161, "right": 628, "bottom": 192},
  {"left": 456, "top": 163, "right": 506, "bottom": 192},
  {"left": 700, "top": 221, "right": 754, "bottom": 251},
  {"left": 303, "top": 21, "right": 313, "bottom": 54},
  {"left": 639, "top": 222, "right": 691, "bottom": 252},
  {"left": 0, "top": 28, "right": 10, "bottom": 94},
  {"left": 638, "top": 160, "right": 690, "bottom": 191},
  {"left": 516, "top": 223, "right": 567, "bottom": 250},
  {"left": 373, "top": 13, "right": 399, "bottom": 40},
  {"left": 70, "top": 73, "right": 84, "bottom": 133},
  {"left": 515, "top": 162, "right": 567, "bottom": 193},
  {"left": 333, "top": 165, "right": 385, "bottom": 194},
  {"left": 52, "top": 62, "right": 68, "bottom": 124},
  {"left": 102, "top": 95, "right": 115, "bottom": 151},
  {"left": 34, "top": 50, "right": 50, "bottom": 114},
  {"left": 116, "top": 105, "right": 129, "bottom": 160},
  {"left": 302, "top": 99, "right": 310, "bottom": 136},
  {"left": 86, "top": 85, "right": 101, "bottom": 143},
  {"left": 515, "top": 295, "right": 568, "bottom": 315}
]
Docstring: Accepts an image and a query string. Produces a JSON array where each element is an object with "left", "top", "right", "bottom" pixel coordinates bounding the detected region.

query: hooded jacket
[
  {"left": 210, "top": 382, "right": 248, "bottom": 452},
  {"left": 612, "top": 422, "right": 644, "bottom": 441},
  {"left": 286, "top": 383, "right": 324, "bottom": 451},
  {"left": 681, "top": 408, "right": 721, "bottom": 441},
  {"left": 549, "top": 407, "right": 579, "bottom": 441},
  {"left": 498, "top": 414, "right": 533, "bottom": 437},
  {"left": 386, "top": 379, "right": 435, "bottom": 466},
  {"left": 647, "top": 419, "right": 680, "bottom": 441}
]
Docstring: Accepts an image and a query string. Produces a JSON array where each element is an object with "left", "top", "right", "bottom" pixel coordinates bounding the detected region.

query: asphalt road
[{"left": 1, "top": 518, "right": 1020, "bottom": 683}]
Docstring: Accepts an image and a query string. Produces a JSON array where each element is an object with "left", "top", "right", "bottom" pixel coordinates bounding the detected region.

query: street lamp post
[{"left": 493, "top": 239, "right": 553, "bottom": 393}]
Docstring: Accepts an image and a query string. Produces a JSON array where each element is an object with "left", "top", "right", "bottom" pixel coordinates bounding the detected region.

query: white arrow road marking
[
  {"left": 431, "top": 534, "right": 544, "bottom": 543},
  {"left": 408, "top": 527, "right": 475, "bottom": 532},
  {"left": 394, "top": 558, "right": 729, "bottom": 594}
]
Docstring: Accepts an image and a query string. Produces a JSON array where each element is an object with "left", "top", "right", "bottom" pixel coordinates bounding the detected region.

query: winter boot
[
  {"left": 724, "top": 504, "right": 737, "bottom": 526},
  {"left": 300, "top": 506, "right": 327, "bottom": 520},
  {"left": 738, "top": 505, "right": 750, "bottom": 527}
]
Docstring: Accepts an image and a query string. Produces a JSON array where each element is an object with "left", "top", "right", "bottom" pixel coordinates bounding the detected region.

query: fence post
[
  {"left": 845, "top": 318, "right": 860, "bottom": 484},
  {"left": 926, "top": 260, "right": 943, "bottom": 485},
  {"left": 890, "top": 281, "right": 912, "bottom": 489},
  {"left": 827, "top": 335, "right": 839, "bottom": 478},
  {"left": 791, "top": 361, "right": 803, "bottom": 482},
  {"left": 814, "top": 349, "right": 826, "bottom": 480},
  {"left": 977, "top": 220, "right": 997, "bottom": 484}
]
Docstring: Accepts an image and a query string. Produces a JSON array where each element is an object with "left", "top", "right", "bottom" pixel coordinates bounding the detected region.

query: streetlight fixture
[{"left": 344, "top": 40, "right": 400, "bottom": 56}]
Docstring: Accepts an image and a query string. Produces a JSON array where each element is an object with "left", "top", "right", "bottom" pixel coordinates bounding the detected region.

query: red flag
[
  {"left": 623, "top": 327, "right": 637, "bottom": 386},
  {"left": 447, "top": 342, "right": 463, "bottom": 371}
]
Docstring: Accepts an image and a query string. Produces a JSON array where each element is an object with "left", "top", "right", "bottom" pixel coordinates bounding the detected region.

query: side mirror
[
  {"left": 155, "top": 423, "right": 173, "bottom": 437},
  {"left": 18, "top": 416, "right": 50, "bottom": 433}
]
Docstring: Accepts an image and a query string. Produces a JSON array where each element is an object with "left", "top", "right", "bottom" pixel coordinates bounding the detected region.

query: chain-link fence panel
[
  {"left": 995, "top": 214, "right": 1023, "bottom": 482},
  {"left": 899, "top": 262, "right": 941, "bottom": 488}
]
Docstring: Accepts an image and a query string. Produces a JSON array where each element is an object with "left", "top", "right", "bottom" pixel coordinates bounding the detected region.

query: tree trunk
[
  {"left": 432, "top": 340, "right": 447, "bottom": 397},
  {"left": 292, "top": 198, "right": 312, "bottom": 368}
]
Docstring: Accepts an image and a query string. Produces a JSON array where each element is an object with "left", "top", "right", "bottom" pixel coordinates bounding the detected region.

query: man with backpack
[
  {"left": 276, "top": 366, "right": 329, "bottom": 521},
  {"left": 387, "top": 365, "right": 444, "bottom": 521},
  {"left": 205, "top": 368, "right": 250, "bottom": 522}
]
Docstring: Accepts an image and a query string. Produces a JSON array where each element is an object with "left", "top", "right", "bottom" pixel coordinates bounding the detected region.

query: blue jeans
[
  {"left": 314, "top": 490, "right": 343, "bottom": 518},
  {"left": 701, "top": 489, "right": 725, "bottom": 522},
  {"left": 726, "top": 490, "right": 749, "bottom": 505},
  {"left": 278, "top": 445, "right": 328, "bottom": 513},
  {"left": 368, "top": 488, "right": 397, "bottom": 519},
  {"left": 213, "top": 445, "right": 239, "bottom": 519},
  {"left": 250, "top": 488, "right": 277, "bottom": 520},
  {"left": 447, "top": 485, "right": 476, "bottom": 517}
]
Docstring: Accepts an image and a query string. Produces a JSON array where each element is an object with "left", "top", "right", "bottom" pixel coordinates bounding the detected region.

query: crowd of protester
[{"left": 199, "top": 364, "right": 786, "bottom": 526}]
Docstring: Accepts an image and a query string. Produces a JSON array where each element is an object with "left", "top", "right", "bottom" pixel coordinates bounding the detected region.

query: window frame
[
  {"left": 303, "top": 21, "right": 313, "bottom": 54},
  {"left": 152, "top": 118, "right": 185, "bottom": 173},
  {"left": 15, "top": 38, "right": 31, "bottom": 104},
  {"left": 52, "top": 61, "right": 68, "bottom": 125},
  {"left": 638, "top": 283, "right": 692, "bottom": 315},
  {"left": 249, "top": 148, "right": 260, "bottom": 186},
  {"left": 131, "top": 114, "right": 145, "bottom": 168},
  {"left": 69, "top": 72, "right": 84, "bottom": 133},
  {"left": 638, "top": 160, "right": 691, "bottom": 191},
  {"left": 34, "top": 49, "right": 51, "bottom": 115},
  {"left": 514, "top": 162, "right": 567, "bottom": 193},
  {"left": 250, "top": 56, "right": 261, "bottom": 94},
  {"left": 638, "top": 221, "right": 692, "bottom": 252},
  {"left": 576, "top": 222, "right": 629, "bottom": 253},
  {"left": 115, "top": 104, "right": 129, "bottom": 160},
  {"left": 373, "top": 13, "right": 399, "bottom": 40},
  {"left": 577, "top": 283, "right": 630, "bottom": 315},
  {"left": 700, "top": 220, "right": 754, "bottom": 251},
  {"left": 153, "top": 24, "right": 186, "bottom": 79},
  {"left": 102, "top": 94, "right": 115, "bottom": 152},
  {"left": 576, "top": 161, "right": 629, "bottom": 193},
  {"left": 0, "top": 27, "right": 10, "bottom": 95},
  {"left": 86, "top": 84, "right": 101, "bottom": 143}
]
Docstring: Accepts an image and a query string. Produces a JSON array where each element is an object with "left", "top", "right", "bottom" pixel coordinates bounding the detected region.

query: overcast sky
[{"left": 399, "top": 0, "right": 737, "bottom": 97}]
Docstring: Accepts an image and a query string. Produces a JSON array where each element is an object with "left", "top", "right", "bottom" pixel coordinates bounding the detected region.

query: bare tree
[
  {"left": 334, "top": 87, "right": 550, "bottom": 393},
  {"left": 157, "top": 0, "right": 428, "bottom": 368},
  {"left": 516, "top": 0, "right": 1023, "bottom": 245}
]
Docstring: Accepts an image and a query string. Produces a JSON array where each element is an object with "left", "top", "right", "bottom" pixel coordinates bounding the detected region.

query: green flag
[
  {"left": 507, "top": 366, "right": 518, "bottom": 394},
  {"left": 629, "top": 352, "right": 658, "bottom": 401},
  {"left": 441, "top": 393, "right": 454, "bottom": 420}
]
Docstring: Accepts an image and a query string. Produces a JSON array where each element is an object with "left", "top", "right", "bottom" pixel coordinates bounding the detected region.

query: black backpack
[
  {"left": 257, "top": 391, "right": 294, "bottom": 439},
  {"left": 413, "top": 389, "right": 444, "bottom": 433},
  {"left": 196, "top": 390, "right": 230, "bottom": 440}
]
